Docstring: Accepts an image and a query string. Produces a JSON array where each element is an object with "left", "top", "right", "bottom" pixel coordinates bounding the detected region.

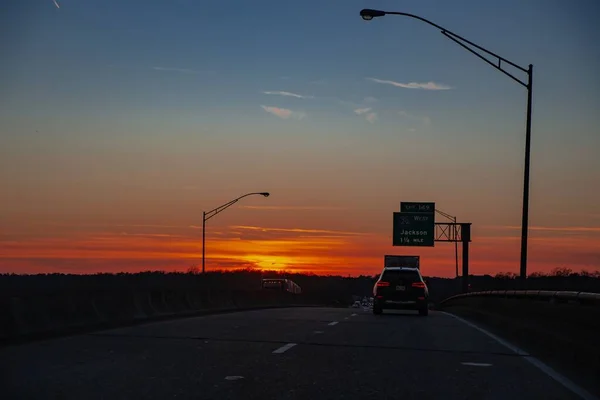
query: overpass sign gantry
[{"left": 393, "top": 202, "right": 472, "bottom": 293}]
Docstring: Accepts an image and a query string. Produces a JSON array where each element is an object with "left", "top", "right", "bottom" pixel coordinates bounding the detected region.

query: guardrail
[
  {"left": 440, "top": 289, "right": 600, "bottom": 305},
  {"left": 439, "top": 288, "right": 600, "bottom": 396}
]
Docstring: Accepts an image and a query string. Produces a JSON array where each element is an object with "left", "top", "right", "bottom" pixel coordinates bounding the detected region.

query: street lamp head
[
  {"left": 360, "top": 9, "right": 386, "bottom": 21},
  {"left": 260, "top": 192, "right": 270, "bottom": 197}
]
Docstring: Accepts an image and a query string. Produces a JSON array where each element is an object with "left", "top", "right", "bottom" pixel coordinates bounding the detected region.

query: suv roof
[
  {"left": 383, "top": 267, "right": 419, "bottom": 271},
  {"left": 380, "top": 267, "right": 422, "bottom": 280}
]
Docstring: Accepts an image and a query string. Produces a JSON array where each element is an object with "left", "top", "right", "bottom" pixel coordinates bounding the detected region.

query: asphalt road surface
[{"left": 1, "top": 307, "right": 595, "bottom": 400}]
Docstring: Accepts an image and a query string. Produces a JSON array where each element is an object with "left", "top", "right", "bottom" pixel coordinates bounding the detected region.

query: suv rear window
[{"left": 381, "top": 270, "right": 420, "bottom": 283}]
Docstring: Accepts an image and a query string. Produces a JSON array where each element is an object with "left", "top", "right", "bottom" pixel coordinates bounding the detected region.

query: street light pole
[
  {"left": 521, "top": 64, "right": 534, "bottom": 281},
  {"left": 202, "top": 210, "right": 206, "bottom": 274},
  {"left": 201, "top": 192, "right": 270, "bottom": 274},
  {"left": 360, "top": 9, "right": 534, "bottom": 280}
]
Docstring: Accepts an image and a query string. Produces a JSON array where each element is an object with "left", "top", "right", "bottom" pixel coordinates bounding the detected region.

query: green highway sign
[
  {"left": 400, "top": 202, "right": 435, "bottom": 214},
  {"left": 393, "top": 212, "right": 435, "bottom": 247}
]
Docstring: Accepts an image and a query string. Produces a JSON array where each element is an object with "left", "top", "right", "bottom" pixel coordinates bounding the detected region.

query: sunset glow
[
  {"left": 1, "top": 1, "right": 598, "bottom": 277},
  {"left": 2, "top": 215, "right": 599, "bottom": 276}
]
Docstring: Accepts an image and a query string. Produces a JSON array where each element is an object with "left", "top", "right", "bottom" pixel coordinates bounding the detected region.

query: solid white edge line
[
  {"left": 328, "top": 321, "right": 339, "bottom": 326},
  {"left": 442, "top": 311, "right": 528, "bottom": 356},
  {"left": 442, "top": 311, "right": 599, "bottom": 400},
  {"left": 272, "top": 343, "right": 297, "bottom": 354}
]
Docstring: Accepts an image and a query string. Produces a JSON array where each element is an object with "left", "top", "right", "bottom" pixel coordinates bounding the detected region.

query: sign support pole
[{"left": 460, "top": 223, "right": 471, "bottom": 293}]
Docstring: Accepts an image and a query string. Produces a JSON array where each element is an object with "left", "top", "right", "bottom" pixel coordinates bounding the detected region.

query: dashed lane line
[{"left": 272, "top": 343, "right": 297, "bottom": 354}]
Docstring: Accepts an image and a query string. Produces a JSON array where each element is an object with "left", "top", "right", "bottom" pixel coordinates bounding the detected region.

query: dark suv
[{"left": 372, "top": 267, "right": 429, "bottom": 316}]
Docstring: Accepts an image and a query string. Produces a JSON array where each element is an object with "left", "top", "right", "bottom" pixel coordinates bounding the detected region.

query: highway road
[{"left": 1, "top": 307, "right": 594, "bottom": 400}]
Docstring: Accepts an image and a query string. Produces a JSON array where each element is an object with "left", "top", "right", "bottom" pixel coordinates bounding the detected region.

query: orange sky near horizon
[
  {"left": 2, "top": 0, "right": 599, "bottom": 278},
  {"left": 2, "top": 204, "right": 599, "bottom": 277}
]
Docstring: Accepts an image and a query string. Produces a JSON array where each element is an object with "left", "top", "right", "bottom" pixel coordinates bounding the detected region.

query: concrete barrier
[
  {"left": 0, "top": 296, "right": 15, "bottom": 338},
  {"left": 132, "top": 292, "right": 152, "bottom": 319},
  {"left": 149, "top": 290, "right": 168, "bottom": 314},
  {"left": 0, "top": 289, "right": 312, "bottom": 345}
]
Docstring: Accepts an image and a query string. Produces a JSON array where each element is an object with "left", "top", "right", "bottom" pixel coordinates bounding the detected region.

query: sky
[{"left": 1, "top": 0, "right": 599, "bottom": 277}]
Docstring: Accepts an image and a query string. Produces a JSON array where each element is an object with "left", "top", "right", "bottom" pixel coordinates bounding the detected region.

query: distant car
[
  {"left": 372, "top": 267, "right": 429, "bottom": 316},
  {"left": 261, "top": 278, "right": 302, "bottom": 294}
]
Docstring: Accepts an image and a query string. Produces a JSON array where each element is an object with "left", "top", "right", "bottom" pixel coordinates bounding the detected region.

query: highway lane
[{"left": 1, "top": 307, "right": 591, "bottom": 400}]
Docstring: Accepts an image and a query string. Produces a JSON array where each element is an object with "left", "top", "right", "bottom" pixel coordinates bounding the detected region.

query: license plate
[{"left": 396, "top": 285, "right": 405, "bottom": 291}]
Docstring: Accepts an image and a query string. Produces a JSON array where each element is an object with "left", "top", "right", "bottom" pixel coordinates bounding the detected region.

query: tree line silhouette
[{"left": 1, "top": 266, "right": 598, "bottom": 305}]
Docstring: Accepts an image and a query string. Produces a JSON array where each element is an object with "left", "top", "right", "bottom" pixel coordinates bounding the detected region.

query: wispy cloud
[
  {"left": 354, "top": 107, "right": 372, "bottom": 115},
  {"left": 119, "top": 233, "right": 184, "bottom": 238},
  {"left": 490, "top": 225, "right": 600, "bottom": 233},
  {"left": 366, "top": 112, "right": 378, "bottom": 123},
  {"left": 364, "top": 96, "right": 378, "bottom": 103},
  {"left": 31, "top": 221, "right": 185, "bottom": 230},
  {"left": 260, "top": 105, "right": 306, "bottom": 120},
  {"left": 549, "top": 213, "right": 600, "bottom": 219},
  {"left": 367, "top": 77, "right": 452, "bottom": 90},
  {"left": 238, "top": 205, "right": 349, "bottom": 211},
  {"left": 350, "top": 102, "right": 377, "bottom": 123},
  {"left": 152, "top": 66, "right": 208, "bottom": 74},
  {"left": 52, "top": 0, "right": 60, "bottom": 8},
  {"left": 231, "top": 225, "right": 370, "bottom": 236},
  {"left": 353, "top": 106, "right": 377, "bottom": 123},
  {"left": 262, "top": 91, "right": 313, "bottom": 99}
]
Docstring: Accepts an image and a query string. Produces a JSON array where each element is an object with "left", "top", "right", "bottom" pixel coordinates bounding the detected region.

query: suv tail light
[
  {"left": 376, "top": 281, "right": 390, "bottom": 287},
  {"left": 411, "top": 282, "right": 426, "bottom": 288}
]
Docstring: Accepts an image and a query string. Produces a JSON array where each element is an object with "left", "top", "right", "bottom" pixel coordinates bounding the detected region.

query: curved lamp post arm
[
  {"left": 201, "top": 191, "right": 269, "bottom": 274},
  {"left": 204, "top": 192, "right": 270, "bottom": 222},
  {"left": 360, "top": 9, "right": 531, "bottom": 87}
]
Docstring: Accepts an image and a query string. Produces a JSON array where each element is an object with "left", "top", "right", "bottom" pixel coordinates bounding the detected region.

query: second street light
[
  {"left": 202, "top": 192, "right": 270, "bottom": 274},
  {"left": 360, "top": 8, "right": 534, "bottom": 280}
]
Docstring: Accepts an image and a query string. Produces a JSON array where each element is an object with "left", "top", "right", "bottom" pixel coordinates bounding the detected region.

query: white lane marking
[
  {"left": 351, "top": 313, "right": 358, "bottom": 317},
  {"left": 462, "top": 362, "right": 493, "bottom": 367},
  {"left": 443, "top": 312, "right": 599, "bottom": 400},
  {"left": 444, "top": 313, "right": 528, "bottom": 356},
  {"left": 344, "top": 317, "right": 349, "bottom": 320},
  {"left": 328, "top": 321, "right": 339, "bottom": 326},
  {"left": 313, "top": 330, "right": 324, "bottom": 334},
  {"left": 225, "top": 376, "right": 244, "bottom": 381},
  {"left": 272, "top": 343, "right": 297, "bottom": 354}
]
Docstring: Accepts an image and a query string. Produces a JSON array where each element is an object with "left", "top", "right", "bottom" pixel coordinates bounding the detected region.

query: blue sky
[{"left": 1, "top": 0, "right": 599, "bottom": 275}]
